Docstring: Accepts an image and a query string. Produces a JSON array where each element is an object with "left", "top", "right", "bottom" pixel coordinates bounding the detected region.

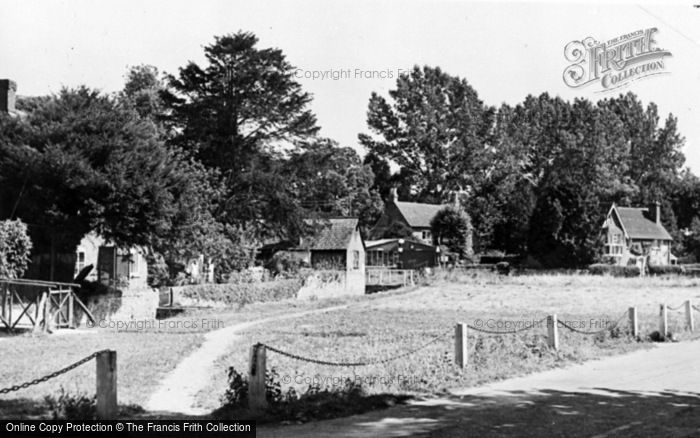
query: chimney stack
[
  {"left": 655, "top": 201, "right": 660, "bottom": 225},
  {"left": 389, "top": 187, "right": 398, "bottom": 203},
  {"left": 0, "top": 79, "right": 17, "bottom": 114}
]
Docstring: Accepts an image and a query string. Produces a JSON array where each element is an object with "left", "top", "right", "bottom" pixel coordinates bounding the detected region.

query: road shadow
[{"left": 257, "top": 388, "right": 700, "bottom": 437}]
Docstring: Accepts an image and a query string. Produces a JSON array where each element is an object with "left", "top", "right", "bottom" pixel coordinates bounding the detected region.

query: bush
[
  {"left": 44, "top": 388, "right": 96, "bottom": 420},
  {"left": 648, "top": 265, "right": 683, "bottom": 276},
  {"left": 588, "top": 263, "right": 640, "bottom": 277},
  {"left": 0, "top": 219, "right": 32, "bottom": 279},
  {"left": 176, "top": 279, "right": 303, "bottom": 306},
  {"left": 219, "top": 366, "right": 406, "bottom": 423},
  {"left": 265, "top": 252, "right": 306, "bottom": 278}
]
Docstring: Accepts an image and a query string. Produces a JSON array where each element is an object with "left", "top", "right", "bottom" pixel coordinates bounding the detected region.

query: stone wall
[{"left": 81, "top": 286, "right": 158, "bottom": 324}]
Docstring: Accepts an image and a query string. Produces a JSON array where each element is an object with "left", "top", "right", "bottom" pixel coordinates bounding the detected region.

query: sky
[{"left": 2, "top": 0, "right": 700, "bottom": 171}]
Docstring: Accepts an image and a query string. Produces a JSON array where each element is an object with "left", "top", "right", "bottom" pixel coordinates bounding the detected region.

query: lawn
[
  {"left": 201, "top": 271, "right": 700, "bottom": 414},
  {"left": 0, "top": 285, "right": 421, "bottom": 418},
  {"left": 2, "top": 271, "right": 699, "bottom": 420}
]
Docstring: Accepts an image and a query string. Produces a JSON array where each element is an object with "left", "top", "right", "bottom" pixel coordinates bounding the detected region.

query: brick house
[
  {"left": 370, "top": 189, "right": 451, "bottom": 245},
  {"left": 602, "top": 202, "right": 674, "bottom": 266}
]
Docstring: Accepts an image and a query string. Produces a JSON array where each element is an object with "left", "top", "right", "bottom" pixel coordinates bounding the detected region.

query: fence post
[
  {"left": 68, "top": 292, "right": 75, "bottom": 329},
  {"left": 96, "top": 350, "right": 117, "bottom": 420},
  {"left": 628, "top": 307, "right": 638, "bottom": 338},
  {"left": 686, "top": 300, "right": 695, "bottom": 332},
  {"left": 660, "top": 303, "right": 668, "bottom": 340},
  {"left": 547, "top": 314, "right": 559, "bottom": 350},
  {"left": 454, "top": 323, "right": 467, "bottom": 368},
  {"left": 249, "top": 344, "right": 268, "bottom": 412}
]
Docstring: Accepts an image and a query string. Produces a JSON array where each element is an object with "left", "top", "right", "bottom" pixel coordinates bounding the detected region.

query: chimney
[
  {"left": 389, "top": 187, "right": 398, "bottom": 203},
  {"left": 654, "top": 201, "right": 660, "bottom": 225},
  {"left": 647, "top": 201, "right": 661, "bottom": 224},
  {"left": 0, "top": 79, "right": 17, "bottom": 114}
]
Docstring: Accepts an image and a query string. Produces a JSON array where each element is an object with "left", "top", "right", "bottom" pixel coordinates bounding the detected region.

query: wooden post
[
  {"left": 248, "top": 344, "right": 267, "bottom": 411},
  {"left": 1, "top": 284, "right": 6, "bottom": 322},
  {"left": 660, "top": 303, "right": 668, "bottom": 340},
  {"left": 454, "top": 323, "right": 467, "bottom": 368},
  {"left": 96, "top": 350, "right": 117, "bottom": 420},
  {"left": 7, "top": 288, "right": 13, "bottom": 328},
  {"left": 68, "top": 292, "right": 75, "bottom": 329},
  {"left": 628, "top": 307, "right": 638, "bottom": 338},
  {"left": 547, "top": 314, "right": 559, "bottom": 350},
  {"left": 686, "top": 300, "right": 695, "bottom": 332},
  {"left": 169, "top": 288, "right": 174, "bottom": 307}
]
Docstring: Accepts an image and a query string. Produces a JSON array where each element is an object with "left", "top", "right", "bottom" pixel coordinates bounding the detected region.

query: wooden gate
[{"left": 0, "top": 278, "right": 95, "bottom": 333}]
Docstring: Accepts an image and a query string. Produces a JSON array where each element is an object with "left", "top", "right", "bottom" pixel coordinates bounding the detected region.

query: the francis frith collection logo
[{"left": 563, "top": 28, "right": 672, "bottom": 92}]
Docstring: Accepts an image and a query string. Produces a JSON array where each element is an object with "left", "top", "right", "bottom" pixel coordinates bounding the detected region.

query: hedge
[
  {"left": 588, "top": 264, "right": 641, "bottom": 277},
  {"left": 648, "top": 265, "right": 683, "bottom": 275},
  {"left": 175, "top": 279, "right": 303, "bottom": 306}
]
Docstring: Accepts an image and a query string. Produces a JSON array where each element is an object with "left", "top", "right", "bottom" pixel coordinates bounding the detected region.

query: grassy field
[
  {"left": 2, "top": 271, "right": 699, "bottom": 420},
  {"left": 0, "top": 285, "right": 420, "bottom": 418},
  {"left": 201, "top": 271, "right": 700, "bottom": 414}
]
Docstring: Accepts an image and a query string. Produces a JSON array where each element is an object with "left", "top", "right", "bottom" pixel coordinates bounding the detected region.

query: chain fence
[
  {"left": 556, "top": 311, "right": 629, "bottom": 335},
  {"left": 667, "top": 303, "right": 686, "bottom": 311},
  {"left": 259, "top": 329, "right": 452, "bottom": 367},
  {"left": 0, "top": 350, "right": 109, "bottom": 395},
  {"left": 249, "top": 299, "right": 700, "bottom": 378}
]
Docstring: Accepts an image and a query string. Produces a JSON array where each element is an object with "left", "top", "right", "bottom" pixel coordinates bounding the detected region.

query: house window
[
  {"left": 421, "top": 230, "right": 431, "bottom": 242},
  {"left": 353, "top": 250, "right": 360, "bottom": 270},
  {"left": 605, "top": 233, "right": 624, "bottom": 256},
  {"left": 76, "top": 251, "right": 86, "bottom": 272}
]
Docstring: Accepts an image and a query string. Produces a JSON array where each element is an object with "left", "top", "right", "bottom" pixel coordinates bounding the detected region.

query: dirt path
[
  {"left": 144, "top": 304, "right": 350, "bottom": 415},
  {"left": 258, "top": 340, "right": 700, "bottom": 437}
]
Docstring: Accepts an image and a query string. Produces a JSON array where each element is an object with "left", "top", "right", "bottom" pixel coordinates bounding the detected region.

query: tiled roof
[
  {"left": 395, "top": 201, "right": 449, "bottom": 228},
  {"left": 615, "top": 207, "right": 672, "bottom": 240},
  {"left": 298, "top": 218, "right": 359, "bottom": 250}
]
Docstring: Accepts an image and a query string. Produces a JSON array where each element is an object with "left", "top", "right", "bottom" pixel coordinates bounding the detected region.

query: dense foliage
[
  {"left": 362, "top": 67, "right": 688, "bottom": 267},
  {"left": 430, "top": 206, "right": 473, "bottom": 257},
  {"left": 1, "top": 30, "right": 696, "bottom": 276},
  {"left": 0, "top": 219, "right": 32, "bottom": 278}
]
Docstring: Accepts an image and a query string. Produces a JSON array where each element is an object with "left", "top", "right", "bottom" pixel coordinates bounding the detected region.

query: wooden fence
[{"left": 365, "top": 269, "right": 415, "bottom": 287}]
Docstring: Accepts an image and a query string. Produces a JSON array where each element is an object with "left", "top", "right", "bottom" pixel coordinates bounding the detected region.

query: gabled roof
[
  {"left": 365, "top": 238, "right": 436, "bottom": 251},
  {"left": 298, "top": 218, "right": 360, "bottom": 250},
  {"left": 610, "top": 206, "right": 672, "bottom": 241},
  {"left": 394, "top": 201, "right": 449, "bottom": 228}
]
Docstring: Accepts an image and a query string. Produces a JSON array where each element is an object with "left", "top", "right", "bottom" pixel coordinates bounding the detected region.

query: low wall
[
  {"left": 297, "top": 270, "right": 365, "bottom": 300},
  {"left": 81, "top": 286, "right": 158, "bottom": 324}
]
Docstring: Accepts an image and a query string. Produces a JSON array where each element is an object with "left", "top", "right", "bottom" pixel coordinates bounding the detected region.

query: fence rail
[{"left": 365, "top": 269, "right": 415, "bottom": 287}]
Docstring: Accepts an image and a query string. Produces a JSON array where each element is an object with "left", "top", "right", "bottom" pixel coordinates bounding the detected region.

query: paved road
[{"left": 258, "top": 341, "right": 700, "bottom": 437}]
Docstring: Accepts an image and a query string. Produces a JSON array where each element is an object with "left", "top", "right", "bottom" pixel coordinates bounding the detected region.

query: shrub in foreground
[
  {"left": 44, "top": 389, "right": 96, "bottom": 420},
  {"left": 219, "top": 367, "right": 407, "bottom": 423}
]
